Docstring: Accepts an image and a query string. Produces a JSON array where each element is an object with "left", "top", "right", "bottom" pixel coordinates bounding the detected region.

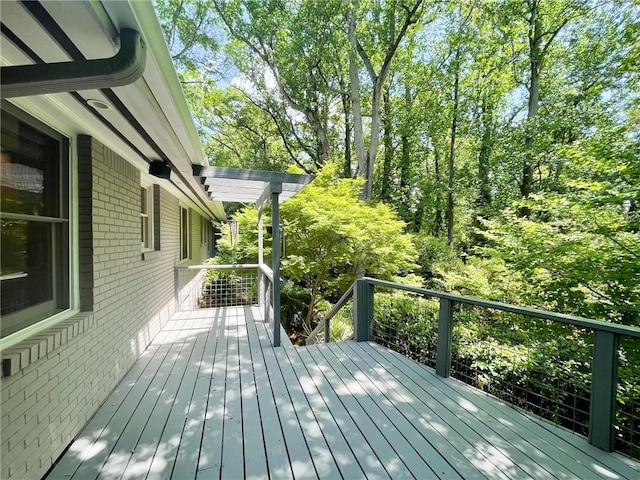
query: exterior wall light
[{"left": 149, "top": 160, "right": 171, "bottom": 179}]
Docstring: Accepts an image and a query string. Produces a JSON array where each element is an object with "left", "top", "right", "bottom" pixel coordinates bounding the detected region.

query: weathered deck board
[{"left": 47, "top": 306, "right": 640, "bottom": 480}]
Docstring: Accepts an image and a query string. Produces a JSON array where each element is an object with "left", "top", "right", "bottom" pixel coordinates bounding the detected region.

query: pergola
[{"left": 192, "top": 165, "right": 315, "bottom": 346}]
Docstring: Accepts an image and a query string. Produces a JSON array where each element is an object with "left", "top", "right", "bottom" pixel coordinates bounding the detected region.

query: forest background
[
  {"left": 154, "top": 0, "right": 639, "bottom": 328},
  {"left": 154, "top": 0, "right": 639, "bottom": 456}
]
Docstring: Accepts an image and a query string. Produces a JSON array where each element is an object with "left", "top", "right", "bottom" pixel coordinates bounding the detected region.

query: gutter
[{"left": 0, "top": 28, "right": 145, "bottom": 98}]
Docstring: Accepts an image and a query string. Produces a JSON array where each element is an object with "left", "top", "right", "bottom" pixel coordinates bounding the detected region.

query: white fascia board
[
  {"left": 98, "top": 0, "right": 224, "bottom": 222},
  {"left": 125, "top": 0, "right": 207, "bottom": 167}
]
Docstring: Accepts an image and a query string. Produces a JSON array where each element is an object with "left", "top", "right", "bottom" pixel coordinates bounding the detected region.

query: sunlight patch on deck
[{"left": 46, "top": 306, "right": 640, "bottom": 480}]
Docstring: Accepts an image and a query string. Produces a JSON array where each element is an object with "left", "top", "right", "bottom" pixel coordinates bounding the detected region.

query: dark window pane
[
  {"left": 1, "top": 106, "right": 69, "bottom": 338},
  {"left": 1, "top": 112, "right": 62, "bottom": 218}
]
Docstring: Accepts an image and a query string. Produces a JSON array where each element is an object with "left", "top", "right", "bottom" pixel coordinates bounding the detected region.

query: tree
[
  {"left": 478, "top": 126, "right": 639, "bottom": 324},
  {"left": 348, "top": 0, "right": 426, "bottom": 199},
  {"left": 281, "top": 162, "right": 418, "bottom": 327},
  {"left": 212, "top": 0, "right": 343, "bottom": 169},
  {"left": 213, "top": 163, "right": 418, "bottom": 329},
  {"left": 155, "top": 0, "right": 226, "bottom": 77}
]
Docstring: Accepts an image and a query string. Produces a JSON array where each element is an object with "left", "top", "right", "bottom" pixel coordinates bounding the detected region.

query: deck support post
[
  {"left": 436, "top": 297, "right": 453, "bottom": 378},
  {"left": 589, "top": 330, "right": 619, "bottom": 451},
  {"left": 257, "top": 202, "right": 265, "bottom": 312},
  {"left": 271, "top": 182, "right": 282, "bottom": 347},
  {"left": 354, "top": 278, "right": 374, "bottom": 342},
  {"left": 324, "top": 316, "right": 331, "bottom": 344}
]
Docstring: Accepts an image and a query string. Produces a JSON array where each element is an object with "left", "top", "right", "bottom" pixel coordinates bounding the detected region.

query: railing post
[
  {"left": 436, "top": 297, "right": 454, "bottom": 378},
  {"left": 589, "top": 330, "right": 619, "bottom": 451},
  {"left": 257, "top": 268, "right": 264, "bottom": 308},
  {"left": 271, "top": 182, "right": 282, "bottom": 347},
  {"left": 354, "top": 278, "right": 374, "bottom": 342},
  {"left": 324, "top": 316, "right": 330, "bottom": 344}
]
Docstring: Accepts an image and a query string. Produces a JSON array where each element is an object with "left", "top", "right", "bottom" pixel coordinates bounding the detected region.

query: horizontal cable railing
[
  {"left": 324, "top": 276, "right": 640, "bottom": 459},
  {"left": 175, "top": 264, "right": 262, "bottom": 310}
]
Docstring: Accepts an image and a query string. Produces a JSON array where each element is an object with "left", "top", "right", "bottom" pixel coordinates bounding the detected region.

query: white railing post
[{"left": 271, "top": 182, "right": 282, "bottom": 347}]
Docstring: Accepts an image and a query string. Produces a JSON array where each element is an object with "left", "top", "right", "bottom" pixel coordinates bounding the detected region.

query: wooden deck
[{"left": 47, "top": 306, "right": 640, "bottom": 479}]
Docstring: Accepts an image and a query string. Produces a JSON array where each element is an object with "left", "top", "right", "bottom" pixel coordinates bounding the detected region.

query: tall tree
[
  {"left": 212, "top": 0, "right": 343, "bottom": 168},
  {"left": 349, "top": 0, "right": 426, "bottom": 199}
]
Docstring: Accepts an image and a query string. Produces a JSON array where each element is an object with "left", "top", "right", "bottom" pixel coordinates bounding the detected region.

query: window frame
[
  {"left": 0, "top": 101, "right": 74, "bottom": 344},
  {"left": 140, "top": 183, "right": 154, "bottom": 252}
]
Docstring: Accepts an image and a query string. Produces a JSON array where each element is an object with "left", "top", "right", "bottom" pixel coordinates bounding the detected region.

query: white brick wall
[{"left": 0, "top": 138, "right": 192, "bottom": 478}]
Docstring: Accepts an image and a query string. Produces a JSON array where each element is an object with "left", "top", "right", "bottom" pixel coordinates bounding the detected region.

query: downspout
[{"left": 1, "top": 28, "right": 145, "bottom": 98}]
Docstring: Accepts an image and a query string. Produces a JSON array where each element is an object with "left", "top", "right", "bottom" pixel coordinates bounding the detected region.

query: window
[
  {"left": 201, "top": 216, "right": 207, "bottom": 245},
  {"left": 180, "top": 206, "right": 191, "bottom": 260},
  {"left": 1, "top": 105, "right": 70, "bottom": 339},
  {"left": 140, "top": 185, "right": 153, "bottom": 250}
]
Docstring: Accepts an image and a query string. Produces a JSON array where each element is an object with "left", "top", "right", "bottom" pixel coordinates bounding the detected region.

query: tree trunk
[
  {"left": 352, "top": 0, "right": 424, "bottom": 200},
  {"left": 446, "top": 45, "right": 461, "bottom": 246},
  {"left": 521, "top": 0, "right": 542, "bottom": 204},
  {"left": 348, "top": 5, "right": 367, "bottom": 197},
  {"left": 342, "top": 92, "right": 352, "bottom": 177},
  {"left": 433, "top": 146, "right": 443, "bottom": 235},
  {"left": 399, "top": 82, "right": 412, "bottom": 222},
  {"left": 478, "top": 93, "right": 493, "bottom": 207},
  {"left": 381, "top": 85, "right": 393, "bottom": 201}
]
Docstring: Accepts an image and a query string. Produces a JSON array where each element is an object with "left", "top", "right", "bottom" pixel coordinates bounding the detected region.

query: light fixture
[
  {"left": 149, "top": 160, "right": 171, "bottom": 179},
  {"left": 86, "top": 98, "right": 111, "bottom": 111}
]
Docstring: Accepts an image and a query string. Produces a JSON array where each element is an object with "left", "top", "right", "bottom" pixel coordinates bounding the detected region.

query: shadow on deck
[{"left": 46, "top": 306, "right": 640, "bottom": 479}]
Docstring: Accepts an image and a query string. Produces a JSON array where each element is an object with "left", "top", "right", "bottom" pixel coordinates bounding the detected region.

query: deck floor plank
[
  {"left": 303, "top": 344, "right": 415, "bottom": 480},
  {"left": 120, "top": 326, "right": 209, "bottom": 480},
  {"left": 46, "top": 344, "right": 165, "bottom": 479},
  {"left": 220, "top": 308, "right": 246, "bottom": 480},
  {"left": 271, "top": 346, "right": 346, "bottom": 479},
  {"left": 362, "top": 341, "right": 632, "bottom": 480},
  {"left": 97, "top": 340, "right": 189, "bottom": 480},
  {"left": 318, "top": 343, "right": 463, "bottom": 479},
  {"left": 283, "top": 344, "right": 389, "bottom": 480},
  {"left": 254, "top": 321, "right": 322, "bottom": 479},
  {"left": 51, "top": 342, "right": 175, "bottom": 480},
  {"left": 237, "top": 308, "right": 270, "bottom": 480},
  {"left": 244, "top": 307, "right": 295, "bottom": 480},
  {"left": 340, "top": 340, "right": 545, "bottom": 480},
  {"left": 144, "top": 321, "right": 220, "bottom": 479},
  {"left": 196, "top": 309, "right": 229, "bottom": 478},
  {"left": 171, "top": 312, "right": 224, "bottom": 479},
  {"left": 335, "top": 341, "right": 503, "bottom": 480},
  {"left": 360, "top": 341, "right": 591, "bottom": 479},
  {"left": 46, "top": 307, "right": 640, "bottom": 480}
]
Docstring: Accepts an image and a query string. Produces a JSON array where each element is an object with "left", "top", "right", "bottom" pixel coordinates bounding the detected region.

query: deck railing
[
  {"left": 175, "top": 263, "right": 281, "bottom": 346},
  {"left": 315, "top": 276, "right": 640, "bottom": 458}
]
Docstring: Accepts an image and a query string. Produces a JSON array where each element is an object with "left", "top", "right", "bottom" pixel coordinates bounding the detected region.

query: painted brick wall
[{"left": 0, "top": 138, "right": 184, "bottom": 478}]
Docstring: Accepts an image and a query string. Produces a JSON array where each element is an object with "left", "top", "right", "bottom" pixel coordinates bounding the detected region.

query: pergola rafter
[{"left": 192, "top": 164, "right": 314, "bottom": 346}]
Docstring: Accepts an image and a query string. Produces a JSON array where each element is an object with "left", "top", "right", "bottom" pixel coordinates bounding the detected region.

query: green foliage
[
  {"left": 373, "top": 293, "right": 440, "bottom": 369},
  {"left": 154, "top": 0, "right": 640, "bottom": 457},
  {"left": 216, "top": 206, "right": 262, "bottom": 263},
  {"left": 329, "top": 301, "right": 354, "bottom": 343},
  {"left": 209, "top": 162, "right": 417, "bottom": 328},
  {"left": 476, "top": 127, "right": 640, "bottom": 325},
  {"left": 281, "top": 162, "right": 417, "bottom": 326}
]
